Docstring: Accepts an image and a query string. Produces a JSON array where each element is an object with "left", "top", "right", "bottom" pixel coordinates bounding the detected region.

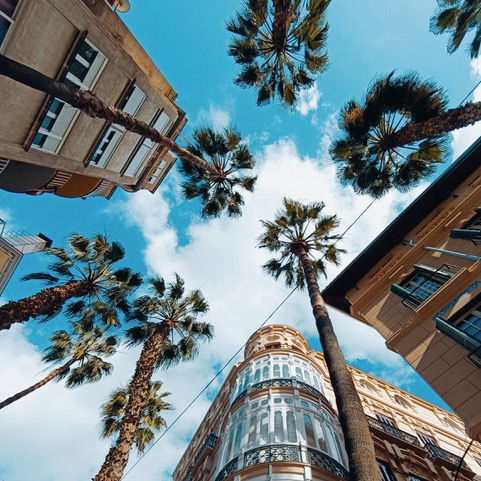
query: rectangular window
[
  {"left": 450, "top": 208, "right": 481, "bottom": 242},
  {"left": 377, "top": 461, "right": 395, "bottom": 481},
  {"left": 123, "top": 110, "right": 172, "bottom": 177},
  {"left": 416, "top": 431, "right": 437, "bottom": 447},
  {"left": 391, "top": 264, "right": 456, "bottom": 308},
  {"left": 32, "top": 39, "right": 106, "bottom": 153},
  {"left": 375, "top": 412, "right": 396, "bottom": 427},
  {"left": 0, "top": 0, "right": 18, "bottom": 47},
  {"left": 89, "top": 85, "right": 146, "bottom": 167}
]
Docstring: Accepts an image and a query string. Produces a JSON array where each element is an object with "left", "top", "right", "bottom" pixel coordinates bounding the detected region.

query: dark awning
[{"left": 0, "top": 160, "right": 56, "bottom": 193}]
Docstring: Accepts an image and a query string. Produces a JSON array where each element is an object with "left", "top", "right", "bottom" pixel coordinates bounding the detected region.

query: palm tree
[
  {"left": 93, "top": 275, "right": 213, "bottom": 481},
  {"left": 179, "top": 126, "right": 257, "bottom": 218},
  {"left": 0, "top": 233, "right": 142, "bottom": 330},
  {"left": 258, "top": 198, "right": 381, "bottom": 481},
  {"left": 0, "top": 54, "right": 256, "bottom": 215},
  {"left": 430, "top": 0, "right": 481, "bottom": 59},
  {"left": 227, "top": 0, "right": 330, "bottom": 107},
  {"left": 330, "top": 71, "right": 481, "bottom": 197},
  {"left": 0, "top": 320, "right": 117, "bottom": 410},
  {"left": 100, "top": 380, "right": 172, "bottom": 454}
]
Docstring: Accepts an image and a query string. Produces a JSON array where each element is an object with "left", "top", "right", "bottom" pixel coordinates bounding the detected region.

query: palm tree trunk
[
  {"left": 0, "top": 358, "right": 75, "bottom": 409},
  {"left": 272, "top": 0, "right": 292, "bottom": 53},
  {"left": 0, "top": 279, "right": 91, "bottom": 330},
  {"left": 386, "top": 101, "right": 481, "bottom": 148},
  {"left": 297, "top": 249, "right": 381, "bottom": 481},
  {"left": 93, "top": 321, "right": 173, "bottom": 481},
  {"left": 0, "top": 53, "right": 219, "bottom": 176}
]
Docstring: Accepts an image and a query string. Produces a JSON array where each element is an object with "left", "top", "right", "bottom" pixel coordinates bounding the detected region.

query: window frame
[{"left": 0, "top": 0, "right": 19, "bottom": 49}]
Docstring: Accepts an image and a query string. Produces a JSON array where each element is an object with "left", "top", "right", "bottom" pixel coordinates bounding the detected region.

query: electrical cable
[
  {"left": 120, "top": 199, "right": 378, "bottom": 480},
  {"left": 453, "top": 439, "right": 474, "bottom": 481}
]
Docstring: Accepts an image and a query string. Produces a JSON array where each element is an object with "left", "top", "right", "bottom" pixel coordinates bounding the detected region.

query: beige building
[
  {"left": 323, "top": 138, "right": 481, "bottom": 441},
  {"left": 0, "top": 0, "right": 186, "bottom": 199},
  {"left": 173, "top": 325, "right": 481, "bottom": 481}
]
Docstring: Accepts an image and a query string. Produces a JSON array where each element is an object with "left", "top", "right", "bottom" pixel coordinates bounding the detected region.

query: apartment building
[
  {"left": 323, "top": 138, "right": 481, "bottom": 441},
  {"left": 173, "top": 325, "right": 481, "bottom": 481},
  {"left": 0, "top": 0, "right": 186, "bottom": 199}
]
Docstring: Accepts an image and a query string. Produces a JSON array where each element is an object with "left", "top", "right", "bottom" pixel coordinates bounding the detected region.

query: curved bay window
[
  {"left": 217, "top": 393, "right": 348, "bottom": 476},
  {"left": 230, "top": 354, "right": 326, "bottom": 404}
]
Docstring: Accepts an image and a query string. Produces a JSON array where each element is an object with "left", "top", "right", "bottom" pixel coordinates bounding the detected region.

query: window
[
  {"left": 391, "top": 264, "right": 455, "bottom": 308},
  {"left": 451, "top": 208, "right": 481, "bottom": 242},
  {"left": 0, "top": 0, "right": 18, "bottom": 47},
  {"left": 456, "top": 308, "right": 481, "bottom": 343},
  {"left": 90, "top": 84, "right": 146, "bottom": 167},
  {"left": 377, "top": 461, "right": 396, "bottom": 481},
  {"left": 375, "top": 412, "right": 396, "bottom": 427},
  {"left": 394, "top": 395, "right": 411, "bottom": 410},
  {"left": 123, "top": 110, "right": 172, "bottom": 177},
  {"left": 408, "top": 475, "right": 426, "bottom": 481},
  {"left": 32, "top": 39, "right": 106, "bottom": 153},
  {"left": 416, "top": 431, "right": 437, "bottom": 447}
]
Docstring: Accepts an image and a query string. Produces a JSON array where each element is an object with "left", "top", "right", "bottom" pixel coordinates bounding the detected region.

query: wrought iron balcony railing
[
  {"left": 424, "top": 442, "right": 469, "bottom": 469},
  {"left": 366, "top": 415, "right": 421, "bottom": 446},
  {"left": 214, "top": 445, "right": 349, "bottom": 481},
  {"left": 308, "top": 447, "right": 350, "bottom": 479},
  {"left": 231, "top": 378, "right": 331, "bottom": 408},
  {"left": 183, "top": 433, "right": 220, "bottom": 481},
  {"left": 244, "top": 444, "right": 300, "bottom": 467}
]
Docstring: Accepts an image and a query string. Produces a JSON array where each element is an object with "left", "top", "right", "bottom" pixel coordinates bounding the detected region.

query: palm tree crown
[
  {"left": 0, "top": 320, "right": 117, "bottom": 409},
  {"left": 0, "top": 233, "right": 142, "bottom": 330},
  {"left": 430, "top": 0, "right": 481, "bottom": 59},
  {"left": 179, "top": 126, "right": 257, "bottom": 218},
  {"left": 93, "top": 275, "right": 213, "bottom": 481},
  {"left": 258, "top": 198, "right": 344, "bottom": 287},
  {"left": 331, "top": 72, "right": 450, "bottom": 198},
  {"left": 227, "top": 0, "right": 330, "bottom": 107},
  {"left": 100, "top": 380, "right": 172, "bottom": 454}
]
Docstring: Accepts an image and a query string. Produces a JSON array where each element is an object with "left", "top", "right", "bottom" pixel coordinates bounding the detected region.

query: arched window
[
  {"left": 304, "top": 414, "right": 316, "bottom": 446},
  {"left": 247, "top": 415, "right": 257, "bottom": 448},
  {"left": 282, "top": 364, "right": 289, "bottom": 378},
  {"left": 259, "top": 412, "right": 269, "bottom": 445},
  {"left": 304, "top": 369, "right": 311, "bottom": 383},
  {"left": 254, "top": 369, "right": 260, "bottom": 383},
  {"left": 262, "top": 365, "right": 269, "bottom": 379},
  {"left": 296, "top": 367, "right": 303, "bottom": 380},
  {"left": 273, "top": 364, "right": 280, "bottom": 377},
  {"left": 274, "top": 411, "right": 284, "bottom": 442},
  {"left": 286, "top": 411, "right": 297, "bottom": 443}
]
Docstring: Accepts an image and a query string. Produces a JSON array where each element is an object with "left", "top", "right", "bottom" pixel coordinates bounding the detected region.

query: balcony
[
  {"left": 366, "top": 415, "right": 421, "bottom": 447},
  {"left": 424, "top": 442, "right": 470, "bottom": 470},
  {"left": 231, "top": 378, "right": 331, "bottom": 408},
  {"left": 183, "top": 433, "right": 219, "bottom": 481},
  {"left": 215, "top": 445, "right": 349, "bottom": 481}
]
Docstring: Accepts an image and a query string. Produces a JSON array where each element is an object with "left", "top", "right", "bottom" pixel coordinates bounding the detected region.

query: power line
[{"left": 121, "top": 199, "right": 377, "bottom": 480}]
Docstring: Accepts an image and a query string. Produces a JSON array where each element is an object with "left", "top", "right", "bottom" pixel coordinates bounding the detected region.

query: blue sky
[{"left": 1, "top": 1, "right": 481, "bottom": 480}]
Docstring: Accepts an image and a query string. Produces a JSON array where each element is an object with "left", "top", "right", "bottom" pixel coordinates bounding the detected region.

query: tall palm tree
[
  {"left": 0, "top": 233, "right": 142, "bottom": 330},
  {"left": 0, "top": 54, "right": 256, "bottom": 215},
  {"left": 330, "top": 71, "right": 481, "bottom": 197},
  {"left": 100, "top": 380, "right": 172, "bottom": 454},
  {"left": 179, "top": 126, "right": 257, "bottom": 218},
  {"left": 430, "top": 0, "right": 481, "bottom": 59},
  {"left": 227, "top": 0, "right": 330, "bottom": 107},
  {"left": 93, "top": 275, "right": 213, "bottom": 481},
  {"left": 258, "top": 198, "right": 381, "bottom": 481},
  {"left": 0, "top": 320, "right": 117, "bottom": 410}
]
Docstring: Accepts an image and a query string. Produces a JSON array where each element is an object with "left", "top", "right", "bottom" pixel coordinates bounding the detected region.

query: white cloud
[
  {"left": 197, "top": 104, "right": 231, "bottom": 131},
  {"left": 295, "top": 84, "right": 321, "bottom": 116}
]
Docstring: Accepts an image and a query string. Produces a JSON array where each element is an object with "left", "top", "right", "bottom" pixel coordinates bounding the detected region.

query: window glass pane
[
  {"left": 273, "top": 398, "right": 281, "bottom": 404},
  {"left": 304, "top": 414, "right": 316, "bottom": 446},
  {"left": 33, "top": 132, "right": 47, "bottom": 148},
  {"left": 314, "top": 417, "right": 327, "bottom": 452},
  {"left": 233, "top": 422, "right": 243, "bottom": 455},
  {"left": 273, "top": 364, "right": 280, "bottom": 377},
  {"left": 0, "top": 15, "right": 10, "bottom": 44},
  {"left": 304, "top": 370, "right": 311, "bottom": 382},
  {"left": 247, "top": 415, "right": 257, "bottom": 448},
  {"left": 69, "top": 58, "right": 89, "bottom": 83},
  {"left": 40, "top": 115, "right": 57, "bottom": 132},
  {"left": 313, "top": 375, "right": 320, "bottom": 390},
  {"left": 262, "top": 366, "right": 269, "bottom": 379},
  {"left": 259, "top": 413, "right": 268, "bottom": 445},
  {"left": 274, "top": 411, "right": 284, "bottom": 442},
  {"left": 457, "top": 312, "right": 481, "bottom": 342},
  {"left": 243, "top": 371, "right": 250, "bottom": 390},
  {"left": 0, "top": 0, "right": 18, "bottom": 19},
  {"left": 286, "top": 411, "right": 296, "bottom": 443},
  {"left": 254, "top": 369, "right": 260, "bottom": 383},
  {"left": 296, "top": 367, "right": 303, "bottom": 380},
  {"left": 282, "top": 365, "right": 289, "bottom": 378},
  {"left": 77, "top": 40, "right": 98, "bottom": 64},
  {"left": 301, "top": 400, "right": 309, "bottom": 408}
]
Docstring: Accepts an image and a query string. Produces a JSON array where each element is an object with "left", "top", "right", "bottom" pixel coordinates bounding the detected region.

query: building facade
[
  {"left": 322, "top": 138, "right": 481, "bottom": 441},
  {"left": 0, "top": 218, "right": 51, "bottom": 294},
  {"left": 173, "top": 325, "right": 481, "bottom": 481},
  {"left": 0, "top": 0, "right": 186, "bottom": 199}
]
